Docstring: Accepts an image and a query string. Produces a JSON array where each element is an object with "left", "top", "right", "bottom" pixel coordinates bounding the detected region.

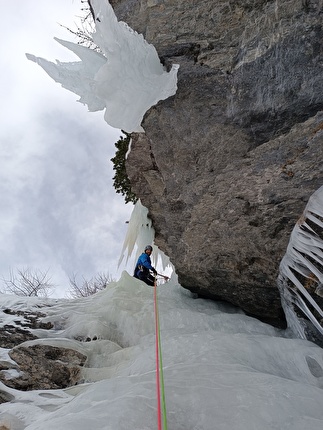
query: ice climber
[{"left": 133, "top": 245, "right": 157, "bottom": 286}]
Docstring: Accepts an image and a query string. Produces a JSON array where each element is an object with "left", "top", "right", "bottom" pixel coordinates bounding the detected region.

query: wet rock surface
[
  {"left": 0, "top": 307, "right": 86, "bottom": 394},
  {"left": 4, "top": 344, "right": 86, "bottom": 391},
  {"left": 0, "top": 309, "right": 53, "bottom": 349}
]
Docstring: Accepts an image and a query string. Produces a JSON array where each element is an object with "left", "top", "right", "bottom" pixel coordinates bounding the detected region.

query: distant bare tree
[
  {"left": 67, "top": 272, "right": 114, "bottom": 298},
  {"left": 60, "top": 0, "right": 99, "bottom": 51},
  {"left": 1, "top": 268, "right": 55, "bottom": 298}
]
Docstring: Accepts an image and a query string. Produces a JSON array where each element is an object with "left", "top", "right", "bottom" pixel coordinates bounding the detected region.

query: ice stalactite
[
  {"left": 118, "top": 200, "right": 172, "bottom": 275},
  {"left": 278, "top": 186, "right": 323, "bottom": 343},
  {"left": 26, "top": 0, "right": 178, "bottom": 133}
]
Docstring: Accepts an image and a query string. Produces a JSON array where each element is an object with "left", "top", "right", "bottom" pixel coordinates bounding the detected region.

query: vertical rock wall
[{"left": 111, "top": 0, "right": 323, "bottom": 324}]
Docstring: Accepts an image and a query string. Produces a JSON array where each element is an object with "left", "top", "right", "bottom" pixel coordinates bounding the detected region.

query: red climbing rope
[{"left": 154, "top": 277, "right": 162, "bottom": 430}]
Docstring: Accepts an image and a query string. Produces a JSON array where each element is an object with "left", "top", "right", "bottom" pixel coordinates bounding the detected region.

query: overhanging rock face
[{"left": 112, "top": 0, "right": 323, "bottom": 325}]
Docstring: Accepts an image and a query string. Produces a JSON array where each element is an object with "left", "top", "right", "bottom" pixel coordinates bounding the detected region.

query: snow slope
[{"left": 0, "top": 272, "right": 323, "bottom": 430}]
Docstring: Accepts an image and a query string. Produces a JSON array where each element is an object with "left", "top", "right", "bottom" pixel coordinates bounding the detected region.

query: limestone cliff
[{"left": 111, "top": 0, "right": 323, "bottom": 325}]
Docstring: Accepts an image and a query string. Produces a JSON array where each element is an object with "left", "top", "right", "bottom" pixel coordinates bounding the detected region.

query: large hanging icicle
[
  {"left": 278, "top": 186, "right": 323, "bottom": 342},
  {"left": 26, "top": 0, "right": 178, "bottom": 133}
]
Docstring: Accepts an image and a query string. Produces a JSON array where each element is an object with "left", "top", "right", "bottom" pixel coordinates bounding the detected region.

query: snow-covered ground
[{"left": 1, "top": 270, "right": 323, "bottom": 430}]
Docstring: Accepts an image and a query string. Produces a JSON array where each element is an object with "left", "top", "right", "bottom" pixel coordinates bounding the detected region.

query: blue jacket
[{"left": 134, "top": 252, "right": 155, "bottom": 278}]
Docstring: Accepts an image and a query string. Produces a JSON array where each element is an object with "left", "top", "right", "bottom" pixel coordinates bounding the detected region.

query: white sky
[{"left": 0, "top": 0, "right": 133, "bottom": 296}]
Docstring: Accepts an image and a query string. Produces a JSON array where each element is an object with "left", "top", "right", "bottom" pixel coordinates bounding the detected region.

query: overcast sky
[{"left": 0, "top": 0, "right": 133, "bottom": 296}]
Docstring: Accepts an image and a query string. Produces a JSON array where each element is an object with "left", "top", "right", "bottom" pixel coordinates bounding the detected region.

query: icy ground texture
[
  {"left": 0, "top": 275, "right": 323, "bottom": 430},
  {"left": 279, "top": 185, "right": 323, "bottom": 340},
  {"left": 26, "top": 0, "right": 178, "bottom": 133}
]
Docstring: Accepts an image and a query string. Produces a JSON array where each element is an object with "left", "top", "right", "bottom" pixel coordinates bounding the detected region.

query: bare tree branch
[
  {"left": 67, "top": 272, "right": 114, "bottom": 298},
  {"left": 59, "top": 0, "right": 100, "bottom": 52},
  {"left": 1, "top": 268, "right": 55, "bottom": 298}
]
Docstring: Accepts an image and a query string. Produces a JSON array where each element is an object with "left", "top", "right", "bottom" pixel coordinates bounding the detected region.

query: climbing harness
[{"left": 154, "top": 276, "right": 168, "bottom": 430}]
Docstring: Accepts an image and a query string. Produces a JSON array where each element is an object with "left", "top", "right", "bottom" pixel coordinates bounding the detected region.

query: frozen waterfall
[
  {"left": 8, "top": 2, "right": 322, "bottom": 428},
  {"left": 0, "top": 203, "right": 323, "bottom": 429}
]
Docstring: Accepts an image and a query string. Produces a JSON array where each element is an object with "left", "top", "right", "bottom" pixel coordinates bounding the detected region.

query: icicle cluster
[
  {"left": 278, "top": 186, "right": 323, "bottom": 340},
  {"left": 118, "top": 200, "right": 172, "bottom": 274}
]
